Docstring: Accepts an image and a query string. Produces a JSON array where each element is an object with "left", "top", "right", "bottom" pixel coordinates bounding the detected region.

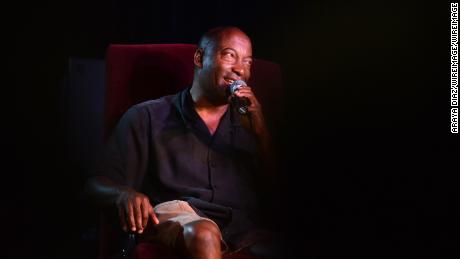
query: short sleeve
[{"left": 91, "top": 105, "right": 151, "bottom": 189}]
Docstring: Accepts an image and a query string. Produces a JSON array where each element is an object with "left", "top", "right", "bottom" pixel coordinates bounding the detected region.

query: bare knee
[
  {"left": 181, "top": 220, "right": 221, "bottom": 258},
  {"left": 184, "top": 220, "right": 220, "bottom": 246}
]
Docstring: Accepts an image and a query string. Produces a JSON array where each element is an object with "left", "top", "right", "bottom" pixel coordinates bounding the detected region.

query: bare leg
[{"left": 176, "top": 220, "right": 222, "bottom": 259}]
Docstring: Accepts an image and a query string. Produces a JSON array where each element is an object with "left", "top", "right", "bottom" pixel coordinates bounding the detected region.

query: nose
[{"left": 232, "top": 63, "right": 245, "bottom": 78}]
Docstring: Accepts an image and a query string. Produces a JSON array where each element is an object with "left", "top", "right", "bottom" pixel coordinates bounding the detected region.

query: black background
[{"left": 10, "top": 0, "right": 457, "bottom": 258}]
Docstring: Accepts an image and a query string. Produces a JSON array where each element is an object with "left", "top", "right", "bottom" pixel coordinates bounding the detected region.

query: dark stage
[{"left": 10, "top": 1, "right": 457, "bottom": 258}]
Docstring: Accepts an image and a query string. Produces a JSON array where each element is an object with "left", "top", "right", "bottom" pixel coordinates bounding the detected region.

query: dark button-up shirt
[{"left": 96, "top": 88, "right": 264, "bottom": 250}]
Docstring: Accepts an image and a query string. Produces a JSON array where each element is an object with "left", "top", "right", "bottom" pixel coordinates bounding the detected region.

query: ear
[{"left": 194, "top": 48, "right": 204, "bottom": 68}]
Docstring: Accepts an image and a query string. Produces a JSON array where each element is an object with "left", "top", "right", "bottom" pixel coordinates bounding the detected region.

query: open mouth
[{"left": 224, "top": 78, "right": 236, "bottom": 85}]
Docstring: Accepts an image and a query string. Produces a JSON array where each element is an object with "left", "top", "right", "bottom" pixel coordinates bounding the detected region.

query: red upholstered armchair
[{"left": 100, "top": 44, "right": 283, "bottom": 259}]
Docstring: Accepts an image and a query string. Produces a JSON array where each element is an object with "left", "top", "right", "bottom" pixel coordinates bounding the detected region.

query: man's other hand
[
  {"left": 233, "top": 85, "right": 268, "bottom": 137},
  {"left": 115, "top": 187, "right": 159, "bottom": 233}
]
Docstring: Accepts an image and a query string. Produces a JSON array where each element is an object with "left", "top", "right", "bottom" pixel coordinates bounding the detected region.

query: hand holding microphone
[
  {"left": 229, "top": 79, "right": 268, "bottom": 138},
  {"left": 230, "top": 80, "right": 250, "bottom": 115}
]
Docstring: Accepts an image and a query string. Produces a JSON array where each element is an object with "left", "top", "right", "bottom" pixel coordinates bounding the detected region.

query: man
[{"left": 85, "top": 26, "right": 278, "bottom": 259}]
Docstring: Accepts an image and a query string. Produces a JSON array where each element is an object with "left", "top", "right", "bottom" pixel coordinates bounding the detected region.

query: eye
[
  {"left": 224, "top": 52, "right": 235, "bottom": 58},
  {"left": 221, "top": 49, "right": 237, "bottom": 61}
]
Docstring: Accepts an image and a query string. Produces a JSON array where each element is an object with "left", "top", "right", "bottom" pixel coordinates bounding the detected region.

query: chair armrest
[{"left": 120, "top": 233, "right": 137, "bottom": 258}]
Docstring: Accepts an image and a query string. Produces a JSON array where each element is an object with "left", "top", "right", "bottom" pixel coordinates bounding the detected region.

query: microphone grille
[{"left": 230, "top": 80, "right": 247, "bottom": 94}]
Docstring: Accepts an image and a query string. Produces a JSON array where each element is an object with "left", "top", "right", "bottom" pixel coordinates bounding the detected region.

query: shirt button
[{"left": 210, "top": 161, "right": 217, "bottom": 168}]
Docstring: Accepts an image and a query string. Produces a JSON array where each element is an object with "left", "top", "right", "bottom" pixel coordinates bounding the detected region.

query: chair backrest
[{"left": 105, "top": 43, "right": 284, "bottom": 138}]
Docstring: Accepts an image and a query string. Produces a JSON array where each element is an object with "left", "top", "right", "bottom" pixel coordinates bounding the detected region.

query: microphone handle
[{"left": 236, "top": 97, "right": 249, "bottom": 115}]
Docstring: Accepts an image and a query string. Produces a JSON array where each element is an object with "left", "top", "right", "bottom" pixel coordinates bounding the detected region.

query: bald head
[{"left": 198, "top": 26, "right": 252, "bottom": 54}]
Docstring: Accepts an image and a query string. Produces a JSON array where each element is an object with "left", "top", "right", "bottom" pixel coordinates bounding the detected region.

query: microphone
[{"left": 229, "top": 80, "right": 250, "bottom": 115}]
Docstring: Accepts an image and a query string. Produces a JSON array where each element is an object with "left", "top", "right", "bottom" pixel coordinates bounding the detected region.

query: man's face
[{"left": 199, "top": 30, "right": 253, "bottom": 102}]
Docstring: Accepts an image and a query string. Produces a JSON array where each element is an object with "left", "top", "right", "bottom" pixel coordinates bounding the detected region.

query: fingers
[
  {"left": 118, "top": 192, "right": 151, "bottom": 234},
  {"left": 126, "top": 202, "right": 136, "bottom": 232},
  {"left": 233, "top": 86, "right": 268, "bottom": 135},
  {"left": 233, "top": 86, "right": 260, "bottom": 108},
  {"left": 233, "top": 86, "right": 252, "bottom": 96},
  {"left": 141, "top": 199, "right": 149, "bottom": 230},
  {"left": 134, "top": 198, "right": 144, "bottom": 233},
  {"left": 149, "top": 205, "right": 160, "bottom": 225},
  {"left": 117, "top": 190, "right": 158, "bottom": 233}
]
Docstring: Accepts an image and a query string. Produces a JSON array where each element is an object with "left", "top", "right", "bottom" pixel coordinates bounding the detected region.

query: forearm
[{"left": 84, "top": 176, "right": 129, "bottom": 207}]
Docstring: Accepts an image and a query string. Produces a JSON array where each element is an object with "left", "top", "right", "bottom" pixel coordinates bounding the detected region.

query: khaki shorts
[{"left": 148, "top": 200, "right": 227, "bottom": 251}]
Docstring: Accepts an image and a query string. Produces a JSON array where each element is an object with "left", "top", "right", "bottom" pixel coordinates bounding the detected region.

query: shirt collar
[{"left": 173, "top": 87, "right": 242, "bottom": 131}]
